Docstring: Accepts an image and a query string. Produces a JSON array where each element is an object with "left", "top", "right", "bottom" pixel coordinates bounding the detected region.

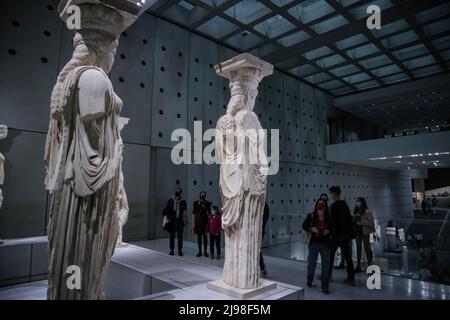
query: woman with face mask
[
  {"left": 353, "top": 197, "right": 375, "bottom": 272},
  {"left": 302, "top": 199, "right": 335, "bottom": 294}
]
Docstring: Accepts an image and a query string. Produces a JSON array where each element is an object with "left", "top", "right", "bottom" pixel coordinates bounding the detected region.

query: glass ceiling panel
[
  {"left": 432, "top": 35, "right": 450, "bottom": 51},
  {"left": 289, "top": 64, "right": 320, "bottom": 77},
  {"left": 381, "top": 30, "right": 419, "bottom": 49},
  {"left": 355, "top": 79, "right": 378, "bottom": 89},
  {"left": 316, "top": 54, "right": 346, "bottom": 68},
  {"left": 404, "top": 55, "right": 437, "bottom": 69},
  {"left": 371, "top": 19, "right": 408, "bottom": 38},
  {"left": 335, "top": 34, "right": 368, "bottom": 50},
  {"left": 310, "top": 14, "right": 349, "bottom": 35},
  {"left": 288, "top": 0, "right": 335, "bottom": 24},
  {"left": 382, "top": 73, "right": 409, "bottom": 84},
  {"left": 319, "top": 79, "right": 344, "bottom": 90},
  {"left": 373, "top": 64, "right": 401, "bottom": 77},
  {"left": 423, "top": 17, "right": 450, "bottom": 37},
  {"left": 197, "top": 16, "right": 239, "bottom": 39},
  {"left": 303, "top": 46, "right": 333, "bottom": 60},
  {"left": 224, "top": 0, "right": 271, "bottom": 25},
  {"left": 441, "top": 48, "right": 450, "bottom": 60},
  {"left": 329, "top": 64, "right": 360, "bottom": 77},
  {"left": 346, "top": 43, "right": 379, "bottom": 59},
  {"left": 415, "top": 2, "right": 450, "bottom": 24},
  {"left": 254, "top": 15, "right": 296, "bottom": 38},
  {"left": 345, "top": 72, "right": 371, "bottom": 84},
  {"left": 277, "top": 30, "right": 311, "bottom": 47},
  {"left": 393, "top": 44, "right": 428, "bottom": 61},
  {"left": 350, "top": 0, "right": 393, "bottom": 20},
  {"left": 272, "top": 0, "right": 297, "bottom": 7},
  {"left": 359, "top": 55, "right": 392, "bottom": 69},
  {"left": 304, "top": 72, "right": 333, "bottom": 83},
  {"left": 339, "top": 0, "right": 360, "bottom": 7},
  {"left": 200, "top": 0, "right": 229, "bottom": 8},
  {"left": 249, "top": 43, "right": 279, "bottom": 57},
  {"left": 412, "top": 64, "right": 442, "bottom": 77},
  {"left": 226, "top": 31, "right": 264, "bottom": 50}
]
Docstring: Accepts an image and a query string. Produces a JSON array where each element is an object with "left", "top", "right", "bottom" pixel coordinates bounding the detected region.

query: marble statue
[
  {"left": 215, "top": 53, "right": 273, "bottom": 289},
  {"left": 44, "top": 1, "right": 138, "bottom": 300},
  {"left": 0, "top": 125, "right": 6, "bottom": 186},
  {"left": 0, "top": 125, "right": 5, "bottom": 245},
  {"left": 116, "top": 117, "right": 129, "bottom": 247}
]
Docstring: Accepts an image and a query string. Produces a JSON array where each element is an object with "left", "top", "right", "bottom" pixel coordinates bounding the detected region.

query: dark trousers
[
  {"left": 260, "top": 252, "right": 266, "bottom": 271},
  {"left": 307, "top": 242, "right": 331, "bottom": 290},
  {"left": 209, "top": 234, "right": 221, "bottom": 256},
  {"left": 356, "top": 235, "right": 372, "bottom": 266},
  {"left": 169, "top": 223, "right": 184, "bottom": 252},
  {"left": 330, "top": 236, "right": 355, "bottom": 279},
  {"left": 197, "top": 232, "right": 208, "bottom": 253}
]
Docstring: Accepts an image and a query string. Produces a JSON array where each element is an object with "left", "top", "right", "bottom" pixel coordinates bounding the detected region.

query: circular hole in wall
[
  {"left": 158, "top": 132, "right": 163, "bottom": 138},
  {"left": 119, "top": 77, "right": 124, "bottom": 83},
  {"left": 47, "top": 5, "right": 54, "bottom": 11},
  {"left": 140, "top": 83, "right": 145, "bottom": 88},
  {"left": 141, "top": 60, "right": 146, "bottom": 66},
  {"left": 159, "top": 110, "right": 164, "bottom": 115},
  {"left": 12, "top": 20, "right": 20, "bottom": 27},
  {"left": 43, "top": 30, "right": 51, "bottom": 37},
  {"left": 41, "top": 57, "right": 48, "bottom": 63},
  {"left": 8, "top": 48, "right": 17, "bottom": 55},
  {"left": 161, "top": 46, "right": 166, "bottom": 51},
  {"left": 176, "top": 113, "right": 181, "bottom": 119},
  {"left": 160, "top": 66, "right": 165, "bottom": 72},
  {"left": 143, "top": 39, "right": 148, "bottom": 44}
]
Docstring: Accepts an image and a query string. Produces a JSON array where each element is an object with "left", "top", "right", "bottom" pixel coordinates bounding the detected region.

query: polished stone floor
[{"left": 1, "top": 238, "right": 449, "bottom": 300}]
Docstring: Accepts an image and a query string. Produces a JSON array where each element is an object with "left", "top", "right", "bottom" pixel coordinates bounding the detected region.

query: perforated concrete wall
[{"left": 0, "top": 1, "right": 413, "bottom": 261}]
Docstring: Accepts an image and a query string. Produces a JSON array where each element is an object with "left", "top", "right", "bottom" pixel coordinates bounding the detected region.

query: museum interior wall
[{"left": 0, "top": 0, "right": 413, "bottom": 260}]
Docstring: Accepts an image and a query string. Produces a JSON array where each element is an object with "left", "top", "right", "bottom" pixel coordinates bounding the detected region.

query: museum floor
[{"left": 0, "top": 239, "right": 449, "bottom": 300}]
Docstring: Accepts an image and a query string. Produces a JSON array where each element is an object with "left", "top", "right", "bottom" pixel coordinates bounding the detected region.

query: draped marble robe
[
  {"left": 216, "top": 78, "right": 269, "bottom": 289},
  {"left": 44, "top": 65, "right": 122, "bottom": 300}
]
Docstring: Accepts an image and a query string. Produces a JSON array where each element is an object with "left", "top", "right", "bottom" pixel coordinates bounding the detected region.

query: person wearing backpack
[{"left": 302, "top": 198, "right": 335, "bottom": 294}]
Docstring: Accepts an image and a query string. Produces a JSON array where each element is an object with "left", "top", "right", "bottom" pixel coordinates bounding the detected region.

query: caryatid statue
[
  {"left": 44, "top": 0, "right": 139, "bottom": 300},
  {"left": 215, "top": 53, "right": 273, "bottom": 289}
]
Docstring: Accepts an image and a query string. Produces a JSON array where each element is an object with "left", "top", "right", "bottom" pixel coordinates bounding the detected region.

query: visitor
[
  {"left": 432, "top": 196, "right": 437, "bottom": 208},
  {"left": 415, "top": 231, "right": 424, "bottom": 249},
  {"left": 260, "top": 202, "right": 270, "bottom": 276},
  {"left": 352, "top": 197, "right": 375, "bottom": 272},
  {"left": 206, "top": 206, "right": 222, "bottom": 259},
  {"left": 302, "top": 198, "right": 334, "bottom": 294},
  {"left": 192, "top": 191, "right": 211, "bottom": 257},
  {"left": 421, "top": 199, "right": 427, "bottom": 215},
  {"left": 328, "top": 186, "right": 356, "bottom": 286},
  {"left": 320, "top": 193, "right": 329, "bottom": 203},
  {"left": 163, "top": 185, "right": 187, "bottom": 256}
]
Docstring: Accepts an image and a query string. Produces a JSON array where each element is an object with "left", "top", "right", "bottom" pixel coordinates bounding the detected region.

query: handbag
[{"left": 301, "top": 230, "right": 311, "bottom": 244}]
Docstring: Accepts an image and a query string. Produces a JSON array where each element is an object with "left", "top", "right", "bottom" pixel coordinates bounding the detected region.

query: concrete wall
[{"left": 0, "top": 1, "right": 413, "bottom": 261}]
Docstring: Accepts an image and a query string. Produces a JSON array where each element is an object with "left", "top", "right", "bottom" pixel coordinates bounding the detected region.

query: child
[{"left": 206, "top": 206, "right": 222, "bottom": 259}]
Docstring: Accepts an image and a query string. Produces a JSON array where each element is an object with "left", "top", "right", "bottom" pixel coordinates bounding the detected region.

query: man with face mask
[
  {"left": 193, "top": 191, "right": 211, "bottom": 257},
  {"left": 163, "top": 186, "right": 187, "bottom": 256}
]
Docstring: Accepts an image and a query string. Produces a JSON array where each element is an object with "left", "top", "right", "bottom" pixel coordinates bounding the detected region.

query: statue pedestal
[{"left": 207, "top": 279, "right": 277, "bottom": 300}]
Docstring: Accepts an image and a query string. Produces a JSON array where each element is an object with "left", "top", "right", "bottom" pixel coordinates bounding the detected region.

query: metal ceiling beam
[
  {"left": 189, "top": 0, "right": 355, "bottom": 90},
  {"left": 217, "top": 0, "right": 309, "bottom": 41},
  {"left": 392, "top": 0, "right": 448, "bottom": 71},
  {"left": 325, "top": 0, "right": 414, "bottom": 80},
  {"left": 263, "top": 0, "right": 445, "bottom": 64},
  {"left": 189, "top": 0, "right": 241, "bottom": 29},
  {"left": 259, "top": 0, "right": 384, "bottom": 86}
]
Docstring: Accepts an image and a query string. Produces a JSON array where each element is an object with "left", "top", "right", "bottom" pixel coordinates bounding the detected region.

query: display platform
[
  {"left": 0, "top": 237, "right": 47, "bottom": 287},
  {"left": 0, "top": 239, "right": 303, "bottom": 300}
]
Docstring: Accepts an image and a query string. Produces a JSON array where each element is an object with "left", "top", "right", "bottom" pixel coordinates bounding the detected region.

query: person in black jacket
[
  {"left": 328, "top": 186, "right": 355, "bottom": 286},
  {"left": 192, "top": 191, "right": 211, "bottom": 257},
  {"left": 163, "top": 186, "right": 187, "bottom": 256},
  {"left": 260, "top": 202, "right": 270, "bottom": 276},
  {"left": 302, "top": 198, "right": 334, "bottom": 294}
]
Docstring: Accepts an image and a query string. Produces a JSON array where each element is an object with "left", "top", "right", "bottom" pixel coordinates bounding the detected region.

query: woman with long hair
[
  {"left": 353, "top": 197, "right": 375, "bottom": 272},
  {"left": 302, "top": 198, "right": 335, "bottom": 294}
]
